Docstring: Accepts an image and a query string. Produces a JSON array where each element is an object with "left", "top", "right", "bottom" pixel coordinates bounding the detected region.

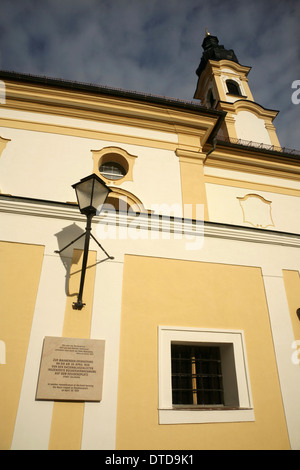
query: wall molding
[{"left": 1, "top": 196, "right": 300, "bottom": 248}]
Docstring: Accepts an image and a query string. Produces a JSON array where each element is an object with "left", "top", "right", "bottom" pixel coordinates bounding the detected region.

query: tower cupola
[{"left": 196, "top": 31, "right": 239, "bottom": 79}]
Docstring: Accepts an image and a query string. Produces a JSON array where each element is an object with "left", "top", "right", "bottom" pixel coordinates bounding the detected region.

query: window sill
[
  {"left": 172, "top": 405, "right": 251, "bottom": 410},
  {"left": 226, "top": 93, "right": 247, "bottom": 98},
  {"left": 159, "top": 407, "right": 255, "bottom": 425}
]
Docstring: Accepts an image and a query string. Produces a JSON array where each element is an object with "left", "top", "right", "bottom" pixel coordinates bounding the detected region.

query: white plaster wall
[
  {"left": 205, "top": 181, "right": 300, "bottom": 234},
  {"left": 221, "top": 68, "right": 239, "bottom": 75},
  {"left": 0, "top": 126, "right": 97, "bottom": 201},
  {"left": 115, "top": 145, "right": 183, "bottom": 215},
  {"left": 234, "top": 111, "right": 272, "bottom": 145},
  {"left": 0, "top": 108, "right": 181, "bottom": 212}
]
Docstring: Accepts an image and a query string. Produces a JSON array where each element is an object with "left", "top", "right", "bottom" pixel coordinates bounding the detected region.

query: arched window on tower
[
  {"left": 226, "top": 80, "right": 242, "bottom": 96},
  {"left": 207, "top": 89, "right": 216, "bottom": 108}
]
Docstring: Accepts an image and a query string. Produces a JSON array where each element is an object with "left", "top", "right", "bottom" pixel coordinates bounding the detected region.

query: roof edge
[{"left": 0, "top": 69, "right": 225, "bottom": 118}]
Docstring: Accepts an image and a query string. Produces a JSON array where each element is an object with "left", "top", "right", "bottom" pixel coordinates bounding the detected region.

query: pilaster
[{"left": 176, "top": 148, "right": 208, "bottom": 221}]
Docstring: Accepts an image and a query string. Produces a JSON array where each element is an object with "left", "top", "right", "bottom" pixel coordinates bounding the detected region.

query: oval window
[{"left": 99, "top": 161, "right": 126, "bottom": 181}]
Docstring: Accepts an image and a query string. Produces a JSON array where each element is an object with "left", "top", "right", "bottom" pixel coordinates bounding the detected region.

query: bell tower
[{"left": 194, "top": 31, "right": 280, "bottom": 147}]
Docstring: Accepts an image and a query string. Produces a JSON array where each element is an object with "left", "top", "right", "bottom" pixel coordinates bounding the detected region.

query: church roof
[{"left": 0, "top": 69, "right": 224, "bottom": 119}]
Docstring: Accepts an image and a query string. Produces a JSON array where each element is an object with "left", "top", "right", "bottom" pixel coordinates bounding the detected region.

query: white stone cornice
[
  {"left": 203, "top": 223, "right": 300, "bottom": 247},
  {"left": 0, "top": 197, "right": 300, "bottom": 247}
]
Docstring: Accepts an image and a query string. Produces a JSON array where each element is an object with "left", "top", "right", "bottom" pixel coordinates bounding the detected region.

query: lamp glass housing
[{"left": 72, "top": 174, "right": 111, "bottom": 216}]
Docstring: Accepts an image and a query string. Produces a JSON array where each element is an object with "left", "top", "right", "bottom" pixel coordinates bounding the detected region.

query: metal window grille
[
  {"left": 99, "top": 162, "right": 126, "bottom": 180},
  {"left": 171, "top": 344, "right": 224, "bottom": 406}
]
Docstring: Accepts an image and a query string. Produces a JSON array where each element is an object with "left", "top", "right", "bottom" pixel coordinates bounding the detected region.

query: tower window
[
  {"left": 207, "top": 90, "right": 216, "bottom": 108},
  {"left": 226, "top": 80, "right": 241, "bottom": 96}
]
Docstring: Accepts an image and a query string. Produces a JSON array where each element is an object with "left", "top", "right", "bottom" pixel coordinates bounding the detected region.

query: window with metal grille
[
  {"left": 171, "top": 344, "right": 224, "bottom": 406},
  {"left": 99, "top": 161, "right": 126, "bottom": 180}
]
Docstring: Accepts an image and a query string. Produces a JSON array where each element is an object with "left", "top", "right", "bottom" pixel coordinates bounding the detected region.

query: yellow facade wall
[
  {"left": 0, "top": 241, "right": 44, "bottom": 450},
  {"left": 48, "top": 249, "right": 97, "bottom": 450},
  {"left": 283, "top": 270, "right": 300, "bottom": 343},
  {"left": 116, "top": 255, "right": 290, "bottom": 450}
]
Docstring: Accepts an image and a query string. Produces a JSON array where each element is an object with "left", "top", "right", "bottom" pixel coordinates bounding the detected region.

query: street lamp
[
  {"left": 72, "top": 173, "right": 111, "bottom": 218},
  {"left": 55, "top": 174, "right": 113, "bottom": 310}
]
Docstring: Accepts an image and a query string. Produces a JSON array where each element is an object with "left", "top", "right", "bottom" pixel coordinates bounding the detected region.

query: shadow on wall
[
  {"left": 55, "top": 223, "right": 85, "bottom": 297},
  {"left": 55, "top": 222, "right": 114, "bottom": 297}
]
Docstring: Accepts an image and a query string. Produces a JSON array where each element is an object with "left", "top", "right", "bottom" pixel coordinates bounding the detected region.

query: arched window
[
  {"left": 103, "top": 188, "right": 146, "bottom": 214},
  {"left": 207, "top": 90, "right": 216, "bottom": 108},
  {"left": 226, "top": 80, "right": 241, "bottom": 96}
]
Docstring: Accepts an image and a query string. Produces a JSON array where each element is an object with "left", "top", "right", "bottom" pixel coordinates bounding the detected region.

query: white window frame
[{"left": 158, "top": 326, "right": 254, "bottom": 424}]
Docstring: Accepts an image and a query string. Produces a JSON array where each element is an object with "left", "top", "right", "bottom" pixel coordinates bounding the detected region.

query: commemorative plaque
[{"left": 36, "top": 336, "right": 105, "bottom": 401}]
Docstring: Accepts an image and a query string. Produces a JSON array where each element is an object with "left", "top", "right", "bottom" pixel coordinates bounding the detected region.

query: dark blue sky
[{"left": 0, "top": 0, "right": 299, "bottom": 149}]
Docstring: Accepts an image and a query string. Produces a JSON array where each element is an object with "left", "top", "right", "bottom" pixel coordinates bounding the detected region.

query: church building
[{"left": 0, "top": 32, "right": 299, "bottom": 450}]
